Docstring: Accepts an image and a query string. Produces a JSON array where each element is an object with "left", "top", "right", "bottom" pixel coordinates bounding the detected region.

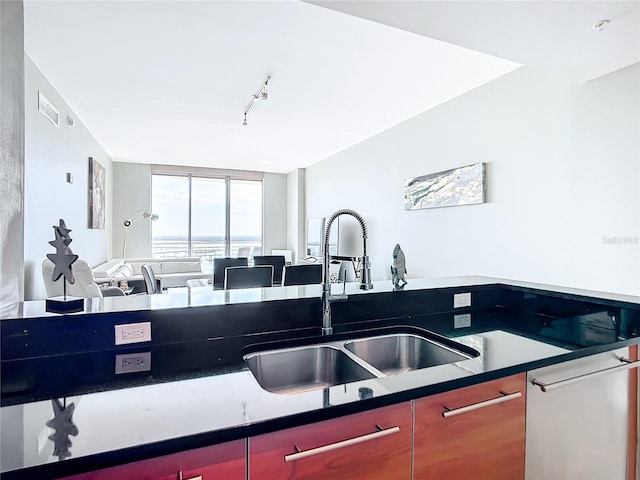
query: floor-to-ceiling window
[{"left": 151, "top": 167, "right": 263, "bottom": 273}]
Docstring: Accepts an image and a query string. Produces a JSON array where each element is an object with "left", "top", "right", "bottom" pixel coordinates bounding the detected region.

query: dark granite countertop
[
  {"left": 2, "top": 276, "right": 638, "bottom": 321},
  {"left": 1, "top": 278, "right": 639, "bottom": 479}
]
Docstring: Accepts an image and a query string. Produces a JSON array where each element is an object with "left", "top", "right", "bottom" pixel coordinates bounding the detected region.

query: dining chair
[
  {"left": 213, "top": 257, "right": 249, "bottom": 289},
  {"left": 224, "top": 265, "right": 273, "bottom": 290},
  {"left": 253, "top": 255, "right": 286, "bottom": 286},
  {"left": 141, "top": 264, "right": 159, "bottom": 294},
  {"left": 282, "top": 263, "right": 322, "bottom": 286}
]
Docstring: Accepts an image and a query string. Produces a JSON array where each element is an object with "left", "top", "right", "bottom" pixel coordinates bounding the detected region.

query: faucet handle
[
  {"left": 330, "top": 274, "right": 348, "bottom": 302},
  {"left": 329, "top": 269, "right": 348, "bottom": 302}
]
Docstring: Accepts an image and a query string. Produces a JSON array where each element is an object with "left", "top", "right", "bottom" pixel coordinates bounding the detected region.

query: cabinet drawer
[
  {"left": 62, "top": 439, "right": 245, "bottom": 480},
  {"left": 414, "top": 373, "right": 526, "bottom": 480},
  {"left": 249, "top": 402, "right": 412, "bottom": 480}
]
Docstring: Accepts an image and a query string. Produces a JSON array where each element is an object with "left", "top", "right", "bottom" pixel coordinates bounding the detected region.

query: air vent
[{"left": 38, "top": 91, "right": 59, "bottom": 127}]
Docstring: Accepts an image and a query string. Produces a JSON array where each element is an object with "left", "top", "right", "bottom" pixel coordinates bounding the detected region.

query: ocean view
[{"left": 152, "top": 236, "right": 262, "bottom": 273}]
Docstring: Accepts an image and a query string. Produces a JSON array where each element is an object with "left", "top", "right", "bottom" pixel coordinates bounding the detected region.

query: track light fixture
[
  {"left": 243, "top": 76, "right": 270, "bottom": 126},
  {"left": 592, "top": 19, "right": 609, "bottom": 31}
]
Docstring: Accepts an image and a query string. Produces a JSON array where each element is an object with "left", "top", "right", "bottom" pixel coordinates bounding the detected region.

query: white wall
[
  {"left": 287, "top": 168, "right": 306, "bottom": 263},
  {"left": 306, "top": 65, "right": 640, "bottom": 296},
  {"left": 263, "top": 172, "right": 288, "bottom": 255},
  {"left": 112, "top": 162, "right": 152, "bottom": 259},
  {"left": 24, "top": 55, "right": 114, "bottom": 301}
]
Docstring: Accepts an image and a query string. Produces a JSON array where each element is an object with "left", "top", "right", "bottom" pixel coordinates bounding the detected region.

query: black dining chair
[
  {"left": 253, "top": 255, "right": 286, "bottom": 286},
  {"left": 224, "top": 265, "right": 273, "bottom": 290},
  {"left": 141, "top": 264, "right": 159, "bottom": 294},
  {"left": 213, "top": 257, "right": 248, "bottom": 289},
  {"left": 282, "top": 263, "right": 322, "bottom": 286}
]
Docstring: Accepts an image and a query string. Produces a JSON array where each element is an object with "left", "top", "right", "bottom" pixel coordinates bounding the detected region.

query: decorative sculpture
[
  {"left": 390, "top": 244, "right": 407, "bottom": 290},
  {"left": 46, "top": 398, "right": 79, "bottom": 460},
  {"left": 45, "top": 219, "right": 83, "bottom": 313}
]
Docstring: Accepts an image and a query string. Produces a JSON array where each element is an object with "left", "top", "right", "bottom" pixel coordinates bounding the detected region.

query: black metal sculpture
[
  {"left": 45, "top": 219, "right": 83, "bottom": 313},
  {"left": 391, "top": 243, "right": 407, "bottom": 291}
]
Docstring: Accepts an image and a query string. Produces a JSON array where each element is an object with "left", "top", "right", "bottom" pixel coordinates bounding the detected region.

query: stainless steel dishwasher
[{"left": 525, "top": 346, "right": 637, "bottom": 480}]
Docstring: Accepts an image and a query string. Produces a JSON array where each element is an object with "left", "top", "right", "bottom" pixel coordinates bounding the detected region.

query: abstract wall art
[
  {"left": 88, "top": 157, "right": 105, "bottom": 229},
  {"left": 404, "top": 162, "right": 485, "bottom": 210}
]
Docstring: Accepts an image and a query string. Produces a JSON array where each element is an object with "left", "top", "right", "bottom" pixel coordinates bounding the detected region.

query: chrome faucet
[{"left": 322, "top": 209, "right": 373, "bottom": 335}]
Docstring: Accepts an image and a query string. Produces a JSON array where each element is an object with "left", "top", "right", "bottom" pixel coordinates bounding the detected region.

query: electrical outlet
[
  {"left": 115, "top": 352, "right": 151, "bottom": 374},
  {"left": 454, "top": 313, "right": 472, "bottom": 329},
  {"left": 453, "top": 292, "right": 471, "bottom": 308},
  {"left": 114, "top": 322, "right": 151, "bottom": 345}
]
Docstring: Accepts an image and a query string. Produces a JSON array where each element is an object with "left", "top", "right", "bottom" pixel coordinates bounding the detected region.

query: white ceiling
[
  {"left": 308, "top": 0, "right": 640, "bottom": 83},
  {"left": 23, "top": 1, "right": 638, "bottom": 174}
]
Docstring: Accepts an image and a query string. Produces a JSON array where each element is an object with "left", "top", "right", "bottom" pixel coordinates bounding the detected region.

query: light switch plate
[{"left": 453, "top": 292, "right": 471, "bottom": 308}]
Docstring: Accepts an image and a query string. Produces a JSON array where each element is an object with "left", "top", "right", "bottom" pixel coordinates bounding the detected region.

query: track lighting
[
  {"left": 592, "top": 19, "right": 609, "bottom": 31},
  {"left": 243, "top": 76, "right": 270, "bottom": 126}
]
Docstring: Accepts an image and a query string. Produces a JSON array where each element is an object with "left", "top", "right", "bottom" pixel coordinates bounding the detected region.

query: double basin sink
[{"left": 243, "top": 327, "right": 480, "bottom": 395}]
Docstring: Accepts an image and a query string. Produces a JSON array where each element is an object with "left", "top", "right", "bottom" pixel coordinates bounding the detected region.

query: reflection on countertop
[{"left": 0, "top": 330, "right": 569, "bottom": 473}]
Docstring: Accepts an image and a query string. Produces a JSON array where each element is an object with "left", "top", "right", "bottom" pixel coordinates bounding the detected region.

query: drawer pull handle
[
  {"left": 177, "top": 472, "right": 202, "bottom": 480},
  {"left": 284, "top": 424, "right": 400, "bottom": 462},
  {"left": 442, "top": 391, "right": 522, "bottom": 418},
  {"left": 532, "top": 356, "right": 640, "bottom": 392}
]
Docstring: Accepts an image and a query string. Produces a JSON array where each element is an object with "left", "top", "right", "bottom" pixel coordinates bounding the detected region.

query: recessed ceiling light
[
  {"left": 592, "top": 19, "right": 610, "bottom": 32},
  {"left": 258, "top": 160, "right": 273, "bottom": 165}
]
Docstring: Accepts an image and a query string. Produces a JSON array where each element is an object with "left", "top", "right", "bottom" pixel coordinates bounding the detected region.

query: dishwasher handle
[{"left": 532, "top": 357, "right": 639, "bottom": 392}]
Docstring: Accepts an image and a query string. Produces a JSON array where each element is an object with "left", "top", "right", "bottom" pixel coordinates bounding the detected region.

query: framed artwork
[
  {"left": 88, "top": 157, "right": 105, "bottom": 229},
  {"left": 404, "top": 162, "right": 485, "bottom": 210}
]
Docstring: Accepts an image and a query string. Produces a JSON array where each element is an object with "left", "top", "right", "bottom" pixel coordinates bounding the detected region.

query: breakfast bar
[{"left": 1, "top": 277, "right": 639, "bottom": 479}]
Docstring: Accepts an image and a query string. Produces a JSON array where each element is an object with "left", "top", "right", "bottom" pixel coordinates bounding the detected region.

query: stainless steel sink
[
  {"left": 243, "top": 328, "right": 480, "bottom": 394},
  {"left": 244, "top": 345, "right": 376, "bottom": 394},
  {"left": 344, "top": 334, "right": 475, "bottom": 375}
]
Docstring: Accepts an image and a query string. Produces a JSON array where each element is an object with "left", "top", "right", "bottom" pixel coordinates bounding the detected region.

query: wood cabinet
[
  {"left": 413, "top": 373, "right": 526, "bottom": 480},
  {"left": 249, "top": 402, "right": 412, "bottom": 480},
  {"left": 59, "top": 347, "right": 637, "bottom": 480},
  {"left": 62, "top": 439, "right": 245, "bottom": 480},
  {"left": 525, "top": 346, "right": 638, "bottom": 480}
]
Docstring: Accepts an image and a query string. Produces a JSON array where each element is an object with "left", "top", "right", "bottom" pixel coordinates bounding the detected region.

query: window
[{"left": 151, "top": 170, "right": 263, "bottom": 273}]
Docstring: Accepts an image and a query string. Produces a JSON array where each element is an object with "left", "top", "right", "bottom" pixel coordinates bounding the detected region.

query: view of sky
[{"left": 151, "top": 175, "right": 262, "bottom": 239}]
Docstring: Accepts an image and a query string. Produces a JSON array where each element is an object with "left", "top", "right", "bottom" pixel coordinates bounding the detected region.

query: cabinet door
[
  {"left": 526, "top": 347, "right": 638, "bottom": 480},
  {"left": 249, "top": 402, "right": 412, "bottom": 480},
  {"left": 414, "top": 373, "right": 526, "bottom": 480},
  {"left": 62, "top": 439, "right": 245, "bottom": 480}
]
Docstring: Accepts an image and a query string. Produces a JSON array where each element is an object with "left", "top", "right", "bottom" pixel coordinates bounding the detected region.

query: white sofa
[
  {"left": 92, "top": 257, "right": 210, "bottom": 289},
  {"left": 42, "top": 258, "right": 125, "bottom": 298}
]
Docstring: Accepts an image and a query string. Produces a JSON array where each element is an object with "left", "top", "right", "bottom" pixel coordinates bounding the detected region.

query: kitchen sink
[
  {"left": 244, "top": 345, "right": 377, "bottom": 394},
  {"left": 243, "top": 327, "right": 480, "bottom": 395},
  {"left": 344, "top": 334, "right": 475, "bottom": 375}
]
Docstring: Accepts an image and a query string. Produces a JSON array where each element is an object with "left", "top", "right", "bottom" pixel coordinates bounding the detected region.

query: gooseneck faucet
[{"left": 322, "top": 209, "right": 373, "bottom": 335}]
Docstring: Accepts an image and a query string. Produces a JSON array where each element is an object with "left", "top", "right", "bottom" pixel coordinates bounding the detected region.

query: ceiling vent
[{"left": 38, "top": 91, "right": 59, "bottom": 127}]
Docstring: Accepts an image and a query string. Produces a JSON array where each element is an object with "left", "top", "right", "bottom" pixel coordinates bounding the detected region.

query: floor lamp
[{"left": 122, "top": 210, "right": 159, "bottom": 259}]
